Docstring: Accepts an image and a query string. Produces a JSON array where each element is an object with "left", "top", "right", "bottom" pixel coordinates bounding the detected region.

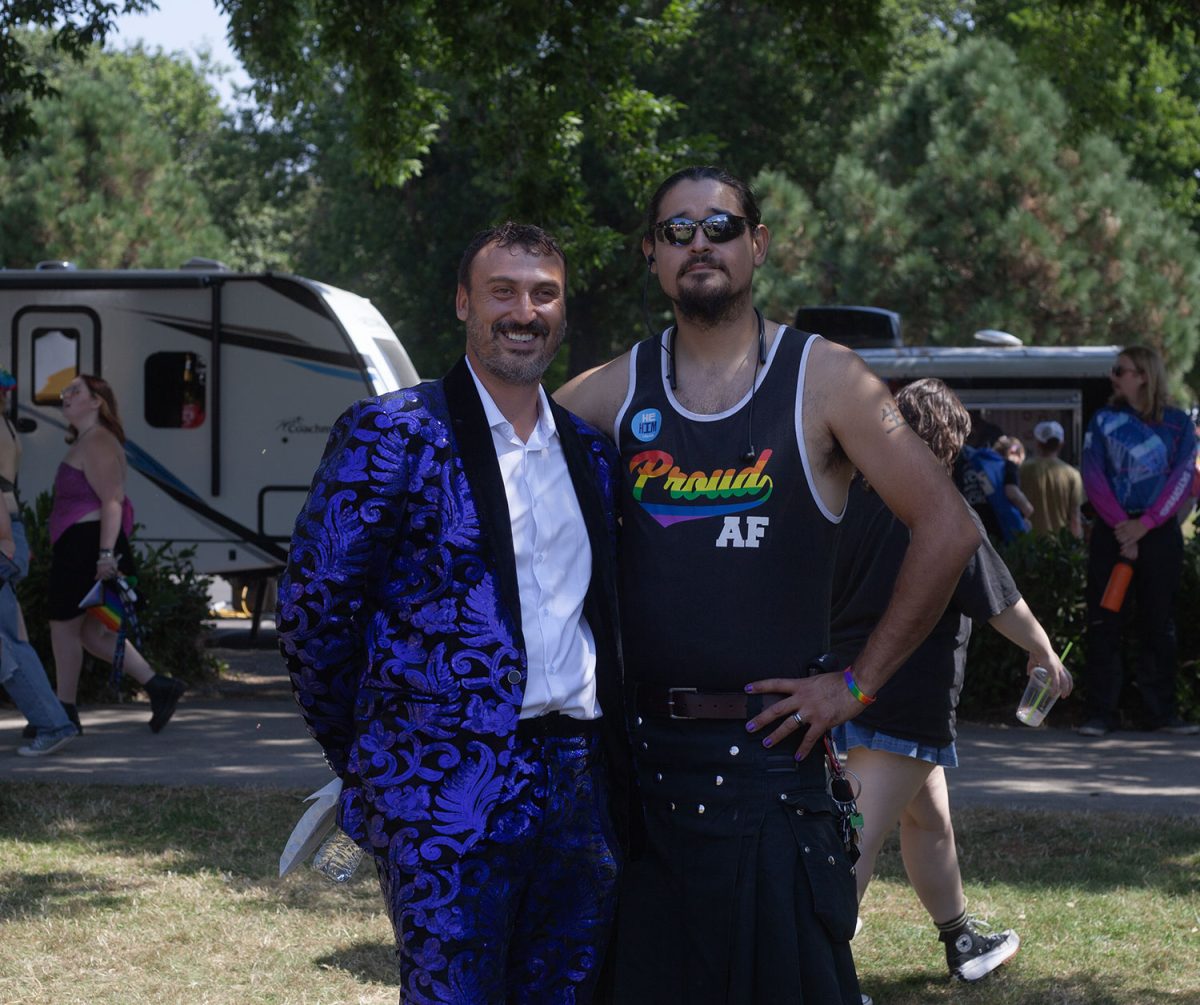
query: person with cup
[{"left": 831, "top": 378, "right": 1072, "bottom": 988}]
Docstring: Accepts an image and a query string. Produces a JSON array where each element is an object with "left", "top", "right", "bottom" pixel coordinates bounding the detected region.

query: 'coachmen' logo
[
  {"left": 276, "top": 416, "right": 333, "bottom": 434},
  {"left": 628, "top": 448, "right": 773, "bottom": 527}
]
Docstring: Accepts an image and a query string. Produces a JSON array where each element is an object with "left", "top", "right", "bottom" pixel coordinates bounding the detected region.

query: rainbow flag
[{"left": 78, "top": 579, "right": 136, "bottom": 630}]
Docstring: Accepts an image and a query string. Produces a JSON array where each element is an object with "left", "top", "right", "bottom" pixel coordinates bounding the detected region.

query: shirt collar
[{"left": 465, "top": 357, "right": 557, "bottom": 444}]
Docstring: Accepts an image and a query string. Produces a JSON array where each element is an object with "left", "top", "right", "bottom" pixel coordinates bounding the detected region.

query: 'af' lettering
[{"left": 715, "top": 515, "right": 770, "bottom": 548}]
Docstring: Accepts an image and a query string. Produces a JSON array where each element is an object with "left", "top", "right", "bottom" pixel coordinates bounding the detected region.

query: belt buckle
[{"left": 666, "top": 687, "right": 697, "bottom": 720}]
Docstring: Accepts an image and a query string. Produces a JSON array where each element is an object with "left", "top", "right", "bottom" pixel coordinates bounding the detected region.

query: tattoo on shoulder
[{"left": 881, "top": 403, "right": 907, "bottom": 434}]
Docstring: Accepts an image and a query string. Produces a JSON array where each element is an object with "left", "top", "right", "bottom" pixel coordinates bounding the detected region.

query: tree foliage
[
  {"left": 0, "top": 0, "right": 155, "bottom": 155},
  {"left": 811, "top": 39, "right": 1200, "bottom": 379},
  {"left": 970, "top": 0, "right": 1200, "bottom": 230},
  {"left": 0, "top": 34, "right": 226, "bottom": 268}
]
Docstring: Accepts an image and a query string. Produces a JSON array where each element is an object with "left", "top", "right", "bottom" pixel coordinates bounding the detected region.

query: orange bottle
[{"left": 1100, "top": 559, "right": 1134, "bottom": 612}]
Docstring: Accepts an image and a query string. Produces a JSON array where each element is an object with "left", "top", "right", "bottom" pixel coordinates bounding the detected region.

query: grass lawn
[{"left": 0, "top": 784, "right": 1197, "bottom": 1005}]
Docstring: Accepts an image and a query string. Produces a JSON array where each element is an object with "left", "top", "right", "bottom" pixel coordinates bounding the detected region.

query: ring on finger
[{"left": 791, "top": 711, "right": 804, "bottom": 726}]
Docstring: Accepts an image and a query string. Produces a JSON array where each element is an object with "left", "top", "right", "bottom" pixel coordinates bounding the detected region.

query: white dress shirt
[{"left": 467, "top": 361, "right": 599, "bottom": 720}]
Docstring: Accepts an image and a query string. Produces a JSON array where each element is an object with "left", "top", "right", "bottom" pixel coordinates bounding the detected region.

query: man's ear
[
  {"left": 455, "top": 284, "right": 469, "bottom": 321},
  {"left": 751, "top": 224, "right": 771, "bottom": 267},
  {"left": 642, "top": 237, "right": 656, "bottom": 270}
]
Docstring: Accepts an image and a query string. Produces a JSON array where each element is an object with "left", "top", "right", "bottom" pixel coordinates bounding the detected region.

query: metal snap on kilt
[
  {"left": 729, "top": 746, "right": 740, "bottom": 756},
  {"left": 715, "top": 775, "right": 723, "bottom": 785},
  {"left": 698, "top": 804, "right": 705, "bottom": 814}
]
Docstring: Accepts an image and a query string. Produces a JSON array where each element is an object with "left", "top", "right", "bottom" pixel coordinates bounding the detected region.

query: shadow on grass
[
  {"left": 871, "top": 806, "right": 1200, "bottom": 898},
  {"left": 314, "top": 940, "right": 399, "bottom": 987},
  {"left": 863, "top": 970, "right": 1200, "bottom": 1005},
  {"left": 0, "top": 868, "right": 134, "bottom": 921},
  {"left": 0, "top": 781, "right": 313, "bottom": 882}
]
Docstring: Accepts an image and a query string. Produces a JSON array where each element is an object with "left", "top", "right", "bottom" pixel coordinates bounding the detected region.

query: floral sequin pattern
[{"left": 279, "top": 380, "right": 619, "bottom": 872}]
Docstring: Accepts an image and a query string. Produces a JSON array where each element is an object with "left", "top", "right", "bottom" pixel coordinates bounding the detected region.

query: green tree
[
  {"left": 749, "top": 168, "right": 822, "bottom": 323},
  {"left": 970, "top": 0, "right": 1200, "bottom": 229},
  {"left": 0, "top": 0, "right": 155, "bottom": 155},
  {"left": 811, "top": 38, "right": 1200, "bottom": 382},
  {"left": 223, "top": 0, "right": 902, "bottom": 378},
  {"left": 0, "top": 34, "right": 225, "bottom": 268}
]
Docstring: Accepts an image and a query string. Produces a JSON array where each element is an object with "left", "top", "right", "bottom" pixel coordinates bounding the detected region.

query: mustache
[
  {"left": 493, "top": 319, "right": 550, "bottom": 338},
  {"left": 679, "top": 254, "right": 724, "bottom": 278}
]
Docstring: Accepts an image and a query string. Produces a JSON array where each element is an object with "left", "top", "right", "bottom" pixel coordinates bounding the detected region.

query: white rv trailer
[
  {"left": 854, "top": 343, "right": 1121, "bottom": 464},
  {"left": 0, "top": 265, "right": 420, "bottom": 581},
  {"left": 793, "top": 306, "right": 1120, "bottom": 465}
]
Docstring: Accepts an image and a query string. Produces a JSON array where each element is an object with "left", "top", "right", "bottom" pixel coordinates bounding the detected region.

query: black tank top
[{"left": 617, "top": 325, "right": 842, "bottom": 690}]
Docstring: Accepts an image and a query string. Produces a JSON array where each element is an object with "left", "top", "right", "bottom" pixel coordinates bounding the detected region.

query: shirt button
[{"left": 506, "top": 669, "right": 522, "bottom": 684}]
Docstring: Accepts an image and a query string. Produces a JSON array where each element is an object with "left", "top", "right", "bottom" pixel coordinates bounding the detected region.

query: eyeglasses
[
  {"left": 654, "top": 213, "right": 749, "bottom": 247},
  {"left": 60, "top": 386, "right": 84, "bottom": 401},
  {"left": 1111, "top": 365, "right": 1141, "bottom": 377}
]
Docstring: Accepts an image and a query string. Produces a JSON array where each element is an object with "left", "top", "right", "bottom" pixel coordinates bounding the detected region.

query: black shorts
[{"left": 48, "top": 522, "right": 137, "bottom": 621}]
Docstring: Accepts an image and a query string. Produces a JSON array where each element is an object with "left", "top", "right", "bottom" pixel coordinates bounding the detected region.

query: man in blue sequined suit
[{"left": 279, "top": 223, "right": 631, "bottom": 1004}]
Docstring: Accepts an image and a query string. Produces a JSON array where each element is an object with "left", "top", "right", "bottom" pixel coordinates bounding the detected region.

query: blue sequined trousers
[{"left": 375, "top": 732, "right": 619, "bottom": 1005}]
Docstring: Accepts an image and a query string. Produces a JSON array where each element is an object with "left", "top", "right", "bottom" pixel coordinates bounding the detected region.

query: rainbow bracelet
[{"left": 844, "top": 668, "right": 876, "bottom": 706}]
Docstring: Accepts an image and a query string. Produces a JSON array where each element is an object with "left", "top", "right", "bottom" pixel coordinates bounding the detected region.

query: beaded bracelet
[{"left": 844, "top": 668, "right": 876, "bottom": 706}]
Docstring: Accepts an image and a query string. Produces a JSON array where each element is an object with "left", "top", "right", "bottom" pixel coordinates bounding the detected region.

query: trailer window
[
  {"left": 31, "top": 328, "right": 80, "bottom": 405},
  {"left": 145, "top": 351, "right": 207, "bottom": 428}
]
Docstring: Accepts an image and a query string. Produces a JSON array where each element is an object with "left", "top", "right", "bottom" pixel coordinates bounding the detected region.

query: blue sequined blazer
[{"left": 278, "top": 357, "right": 630, "bottom": 870}]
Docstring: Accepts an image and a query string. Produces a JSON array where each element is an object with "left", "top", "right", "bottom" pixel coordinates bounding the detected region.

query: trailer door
[{"left": 12, "top": 305, "right": 100, "bottom": 425}]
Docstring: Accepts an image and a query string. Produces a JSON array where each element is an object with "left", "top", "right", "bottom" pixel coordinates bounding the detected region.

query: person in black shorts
[{"left": 45, "top": 375, "right": 185, "bottom": 734}]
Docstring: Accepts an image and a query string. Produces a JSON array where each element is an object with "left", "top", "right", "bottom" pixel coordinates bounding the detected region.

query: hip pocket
[{"left": 782, "top": 792, "right": 859, "bottom": 943}]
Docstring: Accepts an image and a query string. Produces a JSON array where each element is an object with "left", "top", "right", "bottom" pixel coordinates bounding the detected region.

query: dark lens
[
  {"left": 659, "top": 218, "right": 698, "bottom": 246},
  {"left": 700, "top": 214, "right": 746, "bottom": 243}
]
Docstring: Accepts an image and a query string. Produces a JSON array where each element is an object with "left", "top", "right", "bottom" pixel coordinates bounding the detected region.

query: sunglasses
[
  {"left": 654, "top": 213, "right": 749, "bottom": 247},
  {"left": 1111, "top": 365, "right": 1141, "bottom": 377}
]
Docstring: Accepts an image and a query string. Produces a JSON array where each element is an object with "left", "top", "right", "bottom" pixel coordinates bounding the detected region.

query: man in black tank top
[{"left": 557, "top": 166, "right": 980, "bottom": 1004}]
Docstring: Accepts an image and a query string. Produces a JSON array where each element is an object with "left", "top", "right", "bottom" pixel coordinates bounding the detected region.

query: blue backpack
[{"left": 961, "top": 446, "right": 1027, "bottom": 544}]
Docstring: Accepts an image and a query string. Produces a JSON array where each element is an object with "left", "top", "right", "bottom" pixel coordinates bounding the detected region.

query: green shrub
[
  {"left": 15, "top": 491, "right": 219, "bottom": 702},
  {"left": 960, "top": 528, "right": 1200, "bottom": 726}
]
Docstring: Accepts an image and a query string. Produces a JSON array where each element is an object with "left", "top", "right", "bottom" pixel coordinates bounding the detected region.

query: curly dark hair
[{"left": 896, "top": 378, "right": 970, "bottom": 474}]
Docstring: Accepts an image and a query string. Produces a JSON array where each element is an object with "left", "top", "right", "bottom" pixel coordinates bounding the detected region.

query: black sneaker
[
  {"left": 146, "top": 675, "right": 187, "bottom": 733},
  {"left": 941, "top": 918, "right": 1020, "bottom": 982}
]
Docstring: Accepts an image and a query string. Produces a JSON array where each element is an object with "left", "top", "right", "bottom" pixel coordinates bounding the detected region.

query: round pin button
[{"left": 506, "top": 669, "right": 522, "bottom": 684}]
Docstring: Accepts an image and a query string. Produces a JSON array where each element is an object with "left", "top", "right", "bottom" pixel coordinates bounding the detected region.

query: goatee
[{"left": 675, "top": 285, "right": 749, "bottom": 327}]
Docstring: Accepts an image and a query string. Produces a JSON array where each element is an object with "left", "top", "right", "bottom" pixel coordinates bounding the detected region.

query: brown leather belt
[{"left": 636, "top": 687, "right": 788, "bottom": 721}]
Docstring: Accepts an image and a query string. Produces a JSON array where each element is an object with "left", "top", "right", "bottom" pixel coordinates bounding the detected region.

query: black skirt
[
  {"left": 613, "top": 718, "right": 862, "bottom": 1005},
  {"left": 48, "top": 521, "right": 136, "bottom": 621}
]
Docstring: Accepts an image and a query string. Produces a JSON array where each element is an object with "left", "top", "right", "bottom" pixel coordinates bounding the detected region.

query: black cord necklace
[{"left": 665, "top": 309, "right": 766, "bottom": 462}]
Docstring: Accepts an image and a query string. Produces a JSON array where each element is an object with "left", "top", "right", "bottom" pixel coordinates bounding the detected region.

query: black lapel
[{"left": 442, "top": 356, "right": 522, "bottom": 636}]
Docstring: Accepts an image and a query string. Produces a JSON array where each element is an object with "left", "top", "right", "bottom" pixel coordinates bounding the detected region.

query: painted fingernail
[
  {"left": 762, "top": 737, "right": 773, "bottom": 748},
  {"left": 745, "top": 721, "right": 757, "bottom": 733},
  {"left": 743, "top": 684, "right": 753, "bottom": 693}
]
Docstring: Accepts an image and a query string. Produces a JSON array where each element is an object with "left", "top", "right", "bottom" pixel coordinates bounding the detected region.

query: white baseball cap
[{"left": 1034, "top": 420, "right": 1064, "bottom": 443}]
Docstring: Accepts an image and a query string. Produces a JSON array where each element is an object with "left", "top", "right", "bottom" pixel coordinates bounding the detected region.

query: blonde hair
[{"left": 1112, "top": 345, "right": 1168, "bottom": 423}]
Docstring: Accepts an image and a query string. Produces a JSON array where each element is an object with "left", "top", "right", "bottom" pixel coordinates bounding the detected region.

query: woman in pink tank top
[{"left": 44, "top": 375, "right": 186, "bottom": 735}]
